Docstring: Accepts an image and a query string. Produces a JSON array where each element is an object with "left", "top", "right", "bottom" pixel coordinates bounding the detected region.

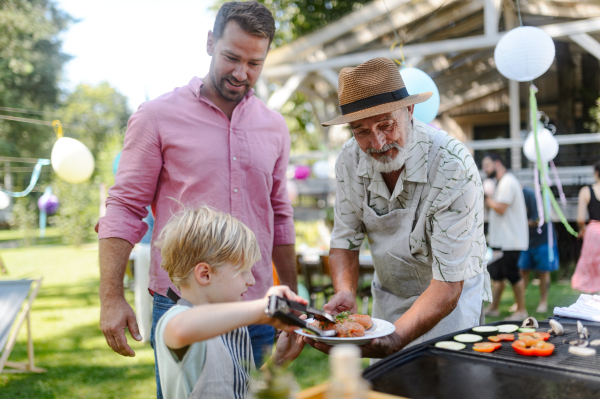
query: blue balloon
[
  {"left": 399, "top": 67, "right": 440, "bottom": 124},
  {"left": 112, "top": 151, "right": 121, "bottom": 176}
]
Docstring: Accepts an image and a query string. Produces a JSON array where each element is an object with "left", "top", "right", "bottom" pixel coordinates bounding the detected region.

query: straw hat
[{"left": 322, "top": 57, "right": 433, "bottom": 126}]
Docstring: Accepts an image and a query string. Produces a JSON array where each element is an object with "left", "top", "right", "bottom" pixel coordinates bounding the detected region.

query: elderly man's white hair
[{"left": 366, "top": 109, "right": 413, "bottom": 174}]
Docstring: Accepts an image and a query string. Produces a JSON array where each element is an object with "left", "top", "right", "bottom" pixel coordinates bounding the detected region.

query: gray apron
[{"left": 364, "top": 130, "right": 484, "bottom": 350}]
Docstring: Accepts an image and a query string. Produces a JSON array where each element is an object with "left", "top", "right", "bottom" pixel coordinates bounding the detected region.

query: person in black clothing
[{"left": 572, "top": 161, "right": 600, "bottom": 293}]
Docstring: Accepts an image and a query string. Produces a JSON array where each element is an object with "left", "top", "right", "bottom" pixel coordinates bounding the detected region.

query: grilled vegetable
[
  {"left": 497, "top": 324, "right": 519, "bottom": 333},
  {"left": 473, "top": 342, "right": 502, "bottom": 353},
  {"left": 471, "top": 326, "right": 499, "bottom": 337},
  {"left": 549, "top": 319, "right": 564, "bottom": 336},
  {"left": 518, "top": 327, "right": 537, "bottom": 333},
  {"left": 564, "top": 339, "right": 589, "bottom": 347},
  {"left": 512, "top": 339, "right": 554, "bottom": 357},
  {"left": 435, "top": 341, "right": 466, "bottom": 350},
  {"left": 521, "top": 317, "right": 539, "bottom": 329},
  {"left": 569, "top": 346, "right": 596, "bottom": 357},
  {"left": 454, "top": 334, "right": 483, "bottom": 343},
  {"left": 518, "top": 332, "right": 550, "bottom": 341},
  {"left": 488, "top": 334, "right": 515, "bottom": 342}
]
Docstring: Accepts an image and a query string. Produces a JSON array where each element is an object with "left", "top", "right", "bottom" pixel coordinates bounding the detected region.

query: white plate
[{"left": 295, "top": 317, "right": 395, "bottom": 346}]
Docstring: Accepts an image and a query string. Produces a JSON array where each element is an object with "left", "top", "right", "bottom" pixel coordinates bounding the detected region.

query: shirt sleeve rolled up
[{"left": 97, "top": 103, "right": 163, "bottom": 246}]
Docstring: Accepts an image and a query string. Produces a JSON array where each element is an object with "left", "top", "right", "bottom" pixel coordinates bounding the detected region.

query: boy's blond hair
[{"left": 156, "top": 205, "right": 261, "bottom": 288}]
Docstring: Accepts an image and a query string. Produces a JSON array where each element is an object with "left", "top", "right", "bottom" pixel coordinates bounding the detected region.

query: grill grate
[{"left": 429, "top": 321, "right": 600, "bottom": 377}]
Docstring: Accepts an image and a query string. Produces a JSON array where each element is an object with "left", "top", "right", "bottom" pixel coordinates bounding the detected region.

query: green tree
[
  {"left": 50, "top": 82, "right": 130, "bottom": 245},
  {"left": 0, "top": 0, "right": 72, "bottom": 160}
]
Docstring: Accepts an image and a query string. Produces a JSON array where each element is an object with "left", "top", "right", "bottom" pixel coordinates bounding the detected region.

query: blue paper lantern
[{"left": 399, "top": 67, "right": 440, "bottom": 124}]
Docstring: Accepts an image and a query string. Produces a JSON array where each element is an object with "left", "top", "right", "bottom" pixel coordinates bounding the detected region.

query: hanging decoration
[
  {"left": 399, "top": 67, "right": 440, "bottom": 124},
  {"left": 0, "top": 192, "right": 10, "bottom": 210},
  {"left": 494, "top": 26, "right": 555, "bottom": 82},
  {"left": 37, "top": 187, "right": 60, "bottom": 238},
  {"left": 529, "top": 86, "right": 577, "bottom": 260},
  {"left": 112, "top": 151, "right": 121, "bottom": 176},
  {"left": 523, "top": 122, "right": 558, "bottom": 163},
  {"left": 294, "top": 165, "right": 311, "bottom": 180},
  {"left": 0, "top": 158, "right": 50, "bottom": 198},
  {"left": 312, "top": 160, "right": 330, "bottom": 180},
  {"left": 51, "top": 120, "right": 95, "bottom": 184}
]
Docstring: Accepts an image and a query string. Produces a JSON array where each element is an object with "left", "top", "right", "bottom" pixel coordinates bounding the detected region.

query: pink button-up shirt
[{"left": 97, "top": 77, "right": 295, "bottom": 300}]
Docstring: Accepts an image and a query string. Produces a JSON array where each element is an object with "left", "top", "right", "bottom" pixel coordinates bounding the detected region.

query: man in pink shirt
[{"left": 96, "top": 2, "right": 296, "bottom": 395}]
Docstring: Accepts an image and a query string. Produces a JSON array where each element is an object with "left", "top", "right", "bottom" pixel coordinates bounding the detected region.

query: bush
[
  {"left": 51, "top": 179, "right": 99, "bottom": 246},
  {"left": 9, "top": 197, "right": 38, "bottom": 246}
]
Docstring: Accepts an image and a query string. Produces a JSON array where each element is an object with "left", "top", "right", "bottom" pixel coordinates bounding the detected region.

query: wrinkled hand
[
  {"left": 100, "top": 297, "right": 142, "bottom": 357},
  {"left": 323, "top": 290, "right": 357, "bottom": 315},
  {"left": 304, "top": 331, "right": 404, "bottom": 359},
  {"left": 261, "top": 285, "right": 308, "bottom": 332},
  {"left": 272, "top": 328, "right": 306, "bottom": 367}
]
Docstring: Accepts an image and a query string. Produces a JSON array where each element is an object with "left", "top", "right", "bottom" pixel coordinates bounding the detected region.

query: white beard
[{"left": 367, "top": 124, "right": 413, "bottom": 174}]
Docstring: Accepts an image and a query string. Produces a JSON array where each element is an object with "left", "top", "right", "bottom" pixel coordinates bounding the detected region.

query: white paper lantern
[
  {"left": 51, "top": 137, "right": 95, "bottom": 184},
  {"left": 312, "top": 160, "right": 330, "bottom": 180},
  {"left": 399, "top": 67, "right": 440, "bottom": 124},
  {"left": 523, "top": 127, "right": 559, "bottom": 162},
  {"left": 494, "top": 26, "right": 555, "bottom": 82},
  {"left": 483, "top": 179, "right": 496, "bottom": 198},
  {"left": 0, "top": 191, "right": 10, "bottom": 210}
]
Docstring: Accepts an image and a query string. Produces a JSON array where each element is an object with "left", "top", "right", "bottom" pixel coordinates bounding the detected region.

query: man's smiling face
[
  {"left": 207, "top": 20, "right": 270, "bottom": 103},
  {"left": 350, "top": 106, "right": 415, "bottom": 173}
]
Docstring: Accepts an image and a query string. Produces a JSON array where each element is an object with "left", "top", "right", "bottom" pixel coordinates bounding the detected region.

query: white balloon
[
  {"left": 312, "top": 160, "right": 330, "bottom": 180},
  {"left": 51, "top": 137, "right": 95, "bottom": 184},
  {"left": 494, "top": 26, "right": 555, "bottom": 82},
  {"left": 399, "top": 67, "right": 440, "bottom": 124},
  {"left": 483, "top": 179, "right": 496, "bottom": 198},
  {"left": 0, "top": 191, "right": 10, "bottom": 210},
  {"left": 523, "top": 127, "right": 559, "bottom": 162}
]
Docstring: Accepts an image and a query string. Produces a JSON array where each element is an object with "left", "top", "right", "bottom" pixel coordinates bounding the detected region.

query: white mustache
[{"left": 367, "top": 142, "right": 401, "bottom": 154}]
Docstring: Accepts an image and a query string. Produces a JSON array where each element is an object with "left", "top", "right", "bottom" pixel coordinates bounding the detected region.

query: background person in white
[{"left": 482, "top": 153, "right": 528, "bottom": 320}]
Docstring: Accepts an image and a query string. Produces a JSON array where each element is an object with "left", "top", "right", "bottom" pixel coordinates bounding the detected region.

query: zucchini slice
[
  {"left": 435, "top": 341, "right": 466, "bottom": 350},
  {"left": 518, "top": 327, "right": 537, "bottom": 333},
  {"left": 454, "top": 334, "right": 483, "bottom": 343},
  {"left": 471, "top": 326, "right": 500, "bottom": 337},
  {"left": 497, "top": 324, "right": 520, "bottom": 333}
]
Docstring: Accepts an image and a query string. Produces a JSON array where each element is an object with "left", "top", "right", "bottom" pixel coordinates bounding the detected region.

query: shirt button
[
  {"left": 233, "top": 157, "right": 237, "bottom": 161},
  {"left": 234, "top": 189, "right": 238, "bottom": 193}
]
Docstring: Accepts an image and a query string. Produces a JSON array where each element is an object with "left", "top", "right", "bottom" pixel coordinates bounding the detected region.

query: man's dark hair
[
  {"left": 595, "top": 160, "right": 600, "bottom": 176},
  {"left": 213, "top": 1, "right": 276, "bottom": 45},
  {"left": 483, "top": 152, "right": 506, "bottom": 167}
]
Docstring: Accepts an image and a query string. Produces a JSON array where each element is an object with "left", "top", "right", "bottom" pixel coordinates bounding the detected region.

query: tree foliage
[{"left": 0, "top": 0, "right": 72, "bottom": 159}]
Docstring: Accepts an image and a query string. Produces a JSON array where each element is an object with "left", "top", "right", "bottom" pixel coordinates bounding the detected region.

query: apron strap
[{"left": 410, "top": 130, "right": 445, "bottom": 226}]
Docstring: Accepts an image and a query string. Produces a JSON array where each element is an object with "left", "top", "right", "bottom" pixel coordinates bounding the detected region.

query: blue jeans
[{"left": 150, "top": 294, "right": 276, "bottom": 398}]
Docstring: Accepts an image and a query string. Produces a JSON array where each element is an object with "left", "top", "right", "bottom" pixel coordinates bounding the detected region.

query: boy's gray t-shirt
[{"left": 156, "top": 304, "right": 254, "bottom": 399}]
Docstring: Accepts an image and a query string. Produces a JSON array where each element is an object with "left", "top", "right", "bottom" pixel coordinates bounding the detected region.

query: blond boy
[{"left": 155, "top": 206, "right": 306, "bottom": 399}]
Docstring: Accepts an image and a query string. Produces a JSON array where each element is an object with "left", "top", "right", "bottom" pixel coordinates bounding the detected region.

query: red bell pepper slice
[
  {"left": 473, "top": 342, "right": 502, "bottom": 353},
  {"left": 488, "top": 334, "right": 515, "bottom": 342},
  {"left": 518, "top": 332, "right": 550, "bottom": 341},
  {"left": 512, "top": 339, "right": 555, "bottom": 356}
]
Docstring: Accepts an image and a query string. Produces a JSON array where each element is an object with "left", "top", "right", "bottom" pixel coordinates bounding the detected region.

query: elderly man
[{"left": 308, "top": 57, "right": 492, "bottom": 358}]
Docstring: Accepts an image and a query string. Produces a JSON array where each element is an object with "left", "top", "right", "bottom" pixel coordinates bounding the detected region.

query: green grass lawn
[{"left": 0, "top": 243, "right": 585, "bottom": 398}]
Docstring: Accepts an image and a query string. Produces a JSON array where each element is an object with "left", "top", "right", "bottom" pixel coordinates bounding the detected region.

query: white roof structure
[{"left": 260, "top": 0, "right": 600, "bottom": 166}]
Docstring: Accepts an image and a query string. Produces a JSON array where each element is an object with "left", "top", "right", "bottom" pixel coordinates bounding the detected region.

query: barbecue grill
[{"left": 363, "top": 319, "right": 600, "bottom": 399}]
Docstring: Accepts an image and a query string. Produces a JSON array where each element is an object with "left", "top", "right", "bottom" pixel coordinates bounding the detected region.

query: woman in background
[{"left": 572, "top": 161, "right": 600, "bottom": 293}]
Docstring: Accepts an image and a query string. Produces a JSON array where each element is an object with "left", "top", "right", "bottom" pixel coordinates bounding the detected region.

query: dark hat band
[{"left": 340, "top": 87, "right": 410, "bottom": 115}]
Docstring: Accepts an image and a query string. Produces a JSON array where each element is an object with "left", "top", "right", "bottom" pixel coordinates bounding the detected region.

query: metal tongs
[{"left": 265, "top": 295, "right": 337, "bottom": 337}]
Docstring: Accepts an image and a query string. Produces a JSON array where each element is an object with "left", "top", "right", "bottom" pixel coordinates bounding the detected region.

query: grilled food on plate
[{"left": 310, "top": 312, "right": 373, "bottom": 338}]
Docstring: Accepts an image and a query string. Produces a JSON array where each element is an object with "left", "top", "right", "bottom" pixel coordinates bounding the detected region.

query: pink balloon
[{"left": 294, "top": 165, "right": 311, "bottom": 180}]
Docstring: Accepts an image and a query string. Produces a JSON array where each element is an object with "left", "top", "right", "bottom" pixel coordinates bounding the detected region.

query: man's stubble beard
[
  {"left": 211, "top": 72, "right": 249, "bottom": 103},
  {"left": 367, "top": 115, "right": 414, "bottom": 174}
]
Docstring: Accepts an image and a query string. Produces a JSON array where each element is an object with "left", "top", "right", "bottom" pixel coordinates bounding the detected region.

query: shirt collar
[
  {"left": 188, "top": 76, "right": 256, "bottom": 101},
  {"left": 356, "top": 119, "right": 432, "bottom": 185}
]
